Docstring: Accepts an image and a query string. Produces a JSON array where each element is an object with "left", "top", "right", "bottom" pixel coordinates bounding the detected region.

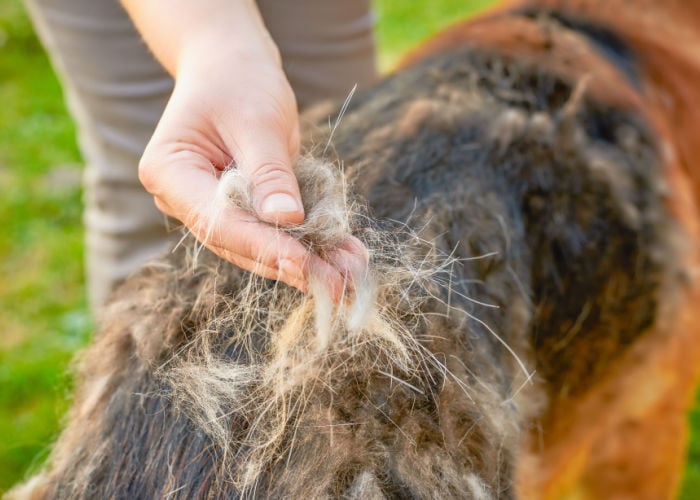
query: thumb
[{"left": 232, "top": 112, "right": 304, "bottom": 226}]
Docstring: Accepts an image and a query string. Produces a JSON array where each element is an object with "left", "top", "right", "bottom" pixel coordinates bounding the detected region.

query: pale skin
[{"left": 120, "top": 0, "right": 366, "bottom": 300}]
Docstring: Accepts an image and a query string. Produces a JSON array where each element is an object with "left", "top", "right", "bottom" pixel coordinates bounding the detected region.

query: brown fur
[{"left": 10, "top": 1, "right": 700, "bottom": 499}]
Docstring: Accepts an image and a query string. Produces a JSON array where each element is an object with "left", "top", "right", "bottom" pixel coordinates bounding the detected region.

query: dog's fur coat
[{"left": 11, "top": 1, "right": 700, "bottom": 499}]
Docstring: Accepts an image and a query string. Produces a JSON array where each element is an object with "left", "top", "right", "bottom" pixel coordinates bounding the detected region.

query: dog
[{"left": 11, "top": 1, "right": 700, "bottom": 498}]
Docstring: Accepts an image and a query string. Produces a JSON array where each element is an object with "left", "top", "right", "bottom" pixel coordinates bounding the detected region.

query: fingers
[
  {"left": 137, "top": 59, "right": 364, "bottom": 300},
  {"left": 141, "top": 148, "right": 305, "bottom": 285},
  {"left": 141, "top": 147, "right": 353, "bottom": 300},
  {"left": 325, "top": 236, "right": 371, "bottom": 289}
]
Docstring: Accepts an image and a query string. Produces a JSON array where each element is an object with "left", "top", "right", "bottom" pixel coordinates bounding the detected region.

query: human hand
[
  {"left": 138, "top": 51, "right": 366, "bottom": 299},
  {"left": 121, "top": 0, "right": 366, "bottom": 299}
]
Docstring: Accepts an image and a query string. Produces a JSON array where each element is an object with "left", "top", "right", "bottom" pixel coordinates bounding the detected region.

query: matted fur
[{"left": 10, "top": 2, "right": 700, "bottom": 499}]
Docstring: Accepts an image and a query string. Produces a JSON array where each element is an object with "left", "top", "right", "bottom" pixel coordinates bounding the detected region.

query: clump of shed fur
[
  {"left": 163, "top": 157, "right": 501, "bottom": 494},
  {"left": 220, "top": 157, "right": 353, "bottom": 249}
]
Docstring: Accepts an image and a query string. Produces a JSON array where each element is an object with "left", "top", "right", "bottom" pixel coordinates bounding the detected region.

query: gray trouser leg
[
  {"left": 257, "top": 0, "right": 377, "bottom": 108},
  {"left": 22, "top": 0, "right": 377, "bottom": 314}
]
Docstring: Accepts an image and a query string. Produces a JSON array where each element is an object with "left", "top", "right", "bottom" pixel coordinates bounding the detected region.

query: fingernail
[{"left": 261, "top": 193, "right": 301, "bottom": 214}]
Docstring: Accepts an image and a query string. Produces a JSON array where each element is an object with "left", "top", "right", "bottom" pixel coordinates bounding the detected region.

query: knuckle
[
  {"left": 137, "top": 155, "right": 159, "bottom": 193},
  {"left": 250, "top": 161, "right": 294, "bottom": 188}
]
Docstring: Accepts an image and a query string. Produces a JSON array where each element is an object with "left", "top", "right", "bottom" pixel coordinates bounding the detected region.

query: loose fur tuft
[
  {"left": 165, "top": 157, "right": 506, "bottom": 494},
  {"left": 222, "top": 157, "right": 353, "bottom": 250}
]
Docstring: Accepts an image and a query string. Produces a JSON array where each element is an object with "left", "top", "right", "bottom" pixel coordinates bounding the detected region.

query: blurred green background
[{"left": 1, "top": 0, "right": 699, "bottom": 496}]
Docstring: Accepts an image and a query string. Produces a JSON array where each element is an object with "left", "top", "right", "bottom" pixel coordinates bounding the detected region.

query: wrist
[{"left": 122, "top": 0, "right": 281, "bottom": 77}]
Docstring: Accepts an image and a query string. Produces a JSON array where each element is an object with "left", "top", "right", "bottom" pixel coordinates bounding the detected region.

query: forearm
[{"left": 120, "top": 0, "right": 281, "bottom": 76}]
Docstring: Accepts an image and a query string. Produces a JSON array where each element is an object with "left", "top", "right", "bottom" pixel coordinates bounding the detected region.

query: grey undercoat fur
[{"left": 12, "top": 12, "right": 672, "bottom": 500}]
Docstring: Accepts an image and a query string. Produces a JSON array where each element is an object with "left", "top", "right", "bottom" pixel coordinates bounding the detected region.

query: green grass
[
  {"left": 682, "top": 402, "right": 700, "bottom": 499},
  {"left": 0, "top": 0, "right": 91, "bottom": 491},
  {"left": 1, "top": 0, "right": 699, "bottom": 496},
  {"left": 374, "top": 0, "right": 495, "bottom": 69}
]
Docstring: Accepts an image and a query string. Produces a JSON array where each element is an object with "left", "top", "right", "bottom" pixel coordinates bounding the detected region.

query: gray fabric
[{"left": 23, "top": 0, "right": 377, "bottom": 313}]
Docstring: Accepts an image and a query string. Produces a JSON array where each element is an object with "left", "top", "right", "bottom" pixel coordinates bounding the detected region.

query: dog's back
[{"left": 12, "top": 2, "right": 700, "bottom": 499}]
